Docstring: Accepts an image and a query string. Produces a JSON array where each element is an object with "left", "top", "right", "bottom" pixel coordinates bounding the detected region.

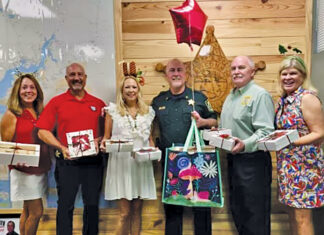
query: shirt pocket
[
  {"left": 159, "top": 109, "right": 171, "bottom": 127},
  {"left": 182, "top": 107, "right": 192, "bottom": 123},
  {"left": 233, "top": 100, "right": 252, "bottom": 122}
]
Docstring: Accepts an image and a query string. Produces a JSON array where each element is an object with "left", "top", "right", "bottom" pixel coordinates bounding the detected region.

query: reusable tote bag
[{"left": 162, "top": 120, "right": 224, "bottom": 207}]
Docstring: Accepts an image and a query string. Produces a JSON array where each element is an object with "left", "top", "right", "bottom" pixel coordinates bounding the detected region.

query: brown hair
[{"left": 7, "top": 73, "right": 44, "bottom": 116}]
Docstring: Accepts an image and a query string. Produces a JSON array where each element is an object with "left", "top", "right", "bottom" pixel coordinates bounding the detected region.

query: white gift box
[
  {"left": 66, "top": 129, "right": 97, "bottom": 158},
  {"left": 0, "top": 141, "right": 40, "bottom": 166},
  {"left": 209, "top": 134, "right": 235, "bottom": 151},
  {"left": 105, "top": 139, "right": 134, "bottom": 153},
  {"left": 257, "top": 130, "right": 299, "bottom": 151},
  {"left": 202, "top": 128, "right": 232, "bottom": 141},
  {"left": 169, "top": 145, "right": 216, "bottom": 153},
  {"left": 134, "top": 147, "right": 161, "bottom": 162}
]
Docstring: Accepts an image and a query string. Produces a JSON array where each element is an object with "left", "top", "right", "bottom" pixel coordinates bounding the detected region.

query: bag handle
[{"left": 183, "top": 119, "right": 205, "bottom": 152}]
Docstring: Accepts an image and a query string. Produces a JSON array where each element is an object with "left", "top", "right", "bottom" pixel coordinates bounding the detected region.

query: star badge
[{"left": 188, "top": 99, "right": 195, "bottom": 106}]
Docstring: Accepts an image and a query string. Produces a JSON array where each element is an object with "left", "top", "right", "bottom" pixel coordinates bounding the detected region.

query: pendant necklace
[{"left": 126, "top": 109, "right": 138, "bottom": 131}]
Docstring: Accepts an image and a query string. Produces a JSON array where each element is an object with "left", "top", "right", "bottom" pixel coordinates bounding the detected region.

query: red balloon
[{"left": 169, "top": 0, "right": 208, "bottom": 50}]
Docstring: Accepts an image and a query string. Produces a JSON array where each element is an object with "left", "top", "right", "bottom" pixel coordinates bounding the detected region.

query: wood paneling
[
  {"left": 123, "top": 18, "right": 306, "bottom": 40},
  {"left": 122, "top": 0, "right": 305, "bottom": 21},
  {"left": 123, "top": 37, "right": 306, "bottom": 58}
]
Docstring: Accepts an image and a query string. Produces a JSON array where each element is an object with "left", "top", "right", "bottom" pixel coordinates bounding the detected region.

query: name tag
[{"left": 159, "top": 106, "right": 166, "bottom": 110}]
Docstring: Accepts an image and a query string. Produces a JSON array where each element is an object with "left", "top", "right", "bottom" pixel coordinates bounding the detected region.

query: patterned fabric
[{"left": 275, "top": 87, "right": 324, "bottom": 208}]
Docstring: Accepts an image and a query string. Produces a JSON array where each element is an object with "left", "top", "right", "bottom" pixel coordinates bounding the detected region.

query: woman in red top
[{"left": 1, "top": 73, "right": 51, "bottom": 235}]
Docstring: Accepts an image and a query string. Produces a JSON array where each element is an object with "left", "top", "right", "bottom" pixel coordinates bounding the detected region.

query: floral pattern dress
[
  {"left": 275, "top": 87, "right": 324, "bottom": 208},
  {"left": 104, "top": 103, "right": 157, "bottom": 200}
]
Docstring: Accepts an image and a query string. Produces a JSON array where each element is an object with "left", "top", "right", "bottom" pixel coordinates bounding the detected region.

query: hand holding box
[
  {"left": 134, "top": 147, "right": 161, "bottom": 162},
  {"left": 209, "top": 134, "right": 235, "bottom": 151},
  {"left": 0, "top": 141, "right": 40, "bottom": 166},
  {"left": 66, "top": 129, "right": 97, "bottom": 158},
  {"left": 202, "top": 128, "right": 232, "bottom": 141},
  {"left": 257, "top": 130, "right": 299, "bottom": 151}
]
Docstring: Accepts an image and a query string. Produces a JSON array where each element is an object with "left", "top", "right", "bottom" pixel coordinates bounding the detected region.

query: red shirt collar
[{"left": 65, "top": 89, "right": 89, "bottom": 101}]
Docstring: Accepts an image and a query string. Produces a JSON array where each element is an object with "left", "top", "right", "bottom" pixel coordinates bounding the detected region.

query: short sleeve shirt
[
  {"left": 36, "top": 89, "right": 105, "bottom": 146},
  {"left": 152, "top": 87, "right": 217, "bottom": 150}
]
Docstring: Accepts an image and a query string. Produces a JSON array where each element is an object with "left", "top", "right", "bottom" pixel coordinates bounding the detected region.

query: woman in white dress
[{"left": 100, "top": 75, "right": 156, "bottom": 235}]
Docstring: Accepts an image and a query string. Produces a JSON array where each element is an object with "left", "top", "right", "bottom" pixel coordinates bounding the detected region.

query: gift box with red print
[
  {"left": 105, "top": 139, "right": 134, "bottom": 153},
  {"left": 257, "top": 129, "right": 299, "bottom": 151},
  {"left": 66, "top": 129, "right": 96, "bottom": 158},
  {"left": 209, "top": 134, "right": 235, "bottom": 151},
  {"left": 0, "top": 141, "right": 40, "bottom": 166},
  {"left": 134, "top": 147, "right": 161, "bottom": 162},
  {"left": 202, "top": 128, "right": 232, "bottom": 141}
]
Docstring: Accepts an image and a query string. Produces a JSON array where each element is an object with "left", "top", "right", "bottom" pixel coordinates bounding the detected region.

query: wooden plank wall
[
  {"left": 3, "top": 0, "right": 322, "bottom": 234},
  {"left": 119, "top": 0, "right": 312, "bottom": 104}
]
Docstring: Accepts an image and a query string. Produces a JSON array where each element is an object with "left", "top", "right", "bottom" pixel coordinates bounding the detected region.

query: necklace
[{"left": 126, "top": 110, "right": 138, "bottom": 131}]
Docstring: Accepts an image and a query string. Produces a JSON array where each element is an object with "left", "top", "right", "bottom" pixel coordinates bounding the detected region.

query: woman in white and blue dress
[{"left": 100, "top": 75, "right": 156, "bottom": 235}]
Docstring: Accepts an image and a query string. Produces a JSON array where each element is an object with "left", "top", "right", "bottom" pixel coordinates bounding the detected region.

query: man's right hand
[
  {"left": 61, "top": 146, "right": 71, "bottom": 160},
  {"left": 231, "top": 137, "right": 245, "bottom": 154}
]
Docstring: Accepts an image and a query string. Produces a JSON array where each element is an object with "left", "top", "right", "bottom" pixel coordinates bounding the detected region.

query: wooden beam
[{"left": 114, "top": 0, "right": 123, "bottom": 90}]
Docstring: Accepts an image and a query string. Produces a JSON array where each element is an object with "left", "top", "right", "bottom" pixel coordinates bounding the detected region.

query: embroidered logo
[
  {"left": 241, "top": 96, "right": 252, "bottom": 106},
  {"left": 90, "top": 106, "right": 97, "bottom": 111}
]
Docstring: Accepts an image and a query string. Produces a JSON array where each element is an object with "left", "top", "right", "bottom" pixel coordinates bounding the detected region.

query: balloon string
[
  {"left": 191, "top": 60, "right": 195, "bottom": 112},
  {"left": 188, "top": 11, "right": 195, "bottom": 112}
]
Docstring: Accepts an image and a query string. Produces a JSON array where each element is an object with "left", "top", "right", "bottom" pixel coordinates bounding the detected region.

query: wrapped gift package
[
  {"left": 257, "top": 129, "right": 299, "bottom": 151},
  {"left": 134, "top": 147, "right": 161, "bottom": 162},
  {"left": 0, "top": 141, "right": 40, "bottom": 166},
  {"left": 202, "top": 128, "right": 232, "bottom": 141},
  {"left": 169, "top": 145, "right": 216, "bottom": 154},
  {"left": 105, "top": 139, "right": 134, "bottom": 153},
  {"left": 66, "top": 129, "right": 96, "bottom": 158},
  {"left": 209, "top": 134, "right": 235, "bottom": 151}
]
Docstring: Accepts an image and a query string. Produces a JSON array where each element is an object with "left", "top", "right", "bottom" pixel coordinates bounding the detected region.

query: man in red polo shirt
[{"left": 37, "top": 63, "right": 105, "bottom": 235}]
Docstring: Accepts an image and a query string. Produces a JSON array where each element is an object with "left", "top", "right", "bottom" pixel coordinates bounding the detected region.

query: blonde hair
[
  {"left": 278, "top": 56, "right": 317, "bottom": 95},
  {"left": 116, "top": 76, "right": 149, "bottom": 116},
  {"left": 7, "top": 73, "right": 44, "bottom": 116}
]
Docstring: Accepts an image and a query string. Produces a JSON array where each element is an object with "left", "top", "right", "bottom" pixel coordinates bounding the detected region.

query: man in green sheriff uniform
[
  {"left": 152, "top": 58, "right": 217, "bottom": 235},
  {"left": 220, "top": 56, "right": 274, "bottom": 235}
]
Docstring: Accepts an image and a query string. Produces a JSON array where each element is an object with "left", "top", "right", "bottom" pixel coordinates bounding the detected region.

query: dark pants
[
  {"left": 164, "top": 204, "right": 211, "bottom": 235},
  {"left": 227, "top": 151, "right": 272, "bottom": 235},
  {"left": 161, "top": 152, "right": 211, "bottom": 235},
  {"left": 54, "top": 159, "right": 103, "bottom": 235}
]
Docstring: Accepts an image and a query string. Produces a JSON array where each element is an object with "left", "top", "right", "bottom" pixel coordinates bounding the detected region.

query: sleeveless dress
[
  {"left": 10, "top": 109, "right": 51, "bottom": 201},
  {"left": 275, "top": 87, "right": 324, "bottom": 208},
  {"left": 104, "top": 103, "right": 157, "bottom": 200}
]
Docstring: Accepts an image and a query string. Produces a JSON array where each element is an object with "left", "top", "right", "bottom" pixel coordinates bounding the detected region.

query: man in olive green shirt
[
  {"left": 152, "top": 59, "right": 217, "bottom": 235},
  {"left": 220, "top": 56, "right": 274, "bottom": 235}
]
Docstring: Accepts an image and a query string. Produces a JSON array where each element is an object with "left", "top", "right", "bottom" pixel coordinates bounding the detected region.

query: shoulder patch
[{"left": 205, "top": 100, "right": 214, "bottom": 112}]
